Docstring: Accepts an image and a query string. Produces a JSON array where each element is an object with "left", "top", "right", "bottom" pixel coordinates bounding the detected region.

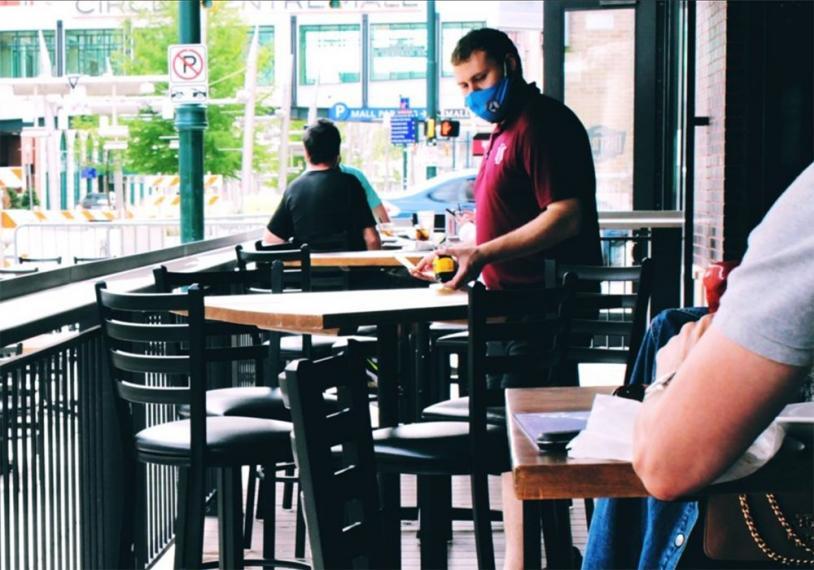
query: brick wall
[{"left": 692, "top": 0, "right": 727, "bottom": 269}]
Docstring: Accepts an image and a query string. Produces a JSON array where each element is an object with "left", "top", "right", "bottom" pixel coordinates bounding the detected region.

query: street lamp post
[{"left": 176, "top": 0, "right": 207, "bottom": 243}]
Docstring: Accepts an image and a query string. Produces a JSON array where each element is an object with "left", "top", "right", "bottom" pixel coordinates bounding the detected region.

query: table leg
[
  {"left": 522, "top": 500, "right": 542, "bottom": 570},
  {"left": 540, "top": 499, "right": 575, "bottom": 569}
]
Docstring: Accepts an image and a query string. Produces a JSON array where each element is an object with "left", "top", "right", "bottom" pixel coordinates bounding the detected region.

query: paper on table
[
  {"left": 567, "top": 394, "right": 642, "bottom": 462},
  {"left": 567, "top": 394, "right": 787, "bottom": 484}
]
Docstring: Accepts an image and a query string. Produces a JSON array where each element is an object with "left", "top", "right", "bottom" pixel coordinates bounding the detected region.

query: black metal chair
[
  {"left": 424, "top": 259, "right": 654, "bottom": 423},
  {"left": 283, "top": 340, "right": 384, "bottom": 569},
  {"left": 557, "top": 258, "right": 654, "bottom": 385},
  {"left": 95, "top": 282, "right": 306, "bottom": 569},
  {"left": 153, "top": 264, "right": 307, "bottom": 551},
  {"left": 284, "top": 280, "right": 575, "bottom": 569}
]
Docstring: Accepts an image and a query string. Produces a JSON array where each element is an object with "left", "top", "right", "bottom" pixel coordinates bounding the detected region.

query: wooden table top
[
  {"left": 204, "top": 287, "right": 468, "bottom": 334},
  {"left": 507, "top": 387, "right": 814, "bottom": 501},
  {"left": 309, "top": 249, "right": 426, "bottom": 267}
]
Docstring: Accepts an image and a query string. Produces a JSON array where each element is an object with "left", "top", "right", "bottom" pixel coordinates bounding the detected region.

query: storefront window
[
  {"left": 370, "top": 22, "right": 426, "bottom": 81},
  {"left": 66, "top": 29, "right": 123, "bottom": 76},
  {"left": 298, "top": 24, "right": 360, "bottom": 86},
  {"left": 0, "top": 30, "right": 55, "bottom": 78}
]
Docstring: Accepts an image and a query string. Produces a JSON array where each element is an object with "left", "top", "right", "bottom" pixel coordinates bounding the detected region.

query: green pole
[
  {"left": 176, "top": 0, "right": 207, "bottom": 243},
  {"left": 426, "top": 0, "right": 438, "bottom": 180}
]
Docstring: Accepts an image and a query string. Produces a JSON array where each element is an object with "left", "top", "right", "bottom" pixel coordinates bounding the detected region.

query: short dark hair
[
  {"left": 451, "top": 28, "right": 523, "bottom": 76},
  {"left": 303, "top": 119, "right": 341, "bottom": 165}
]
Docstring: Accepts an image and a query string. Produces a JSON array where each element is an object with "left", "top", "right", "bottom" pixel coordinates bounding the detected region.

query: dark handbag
[{"left": 703, "top": 491, "right": 814, "bottom": 566}]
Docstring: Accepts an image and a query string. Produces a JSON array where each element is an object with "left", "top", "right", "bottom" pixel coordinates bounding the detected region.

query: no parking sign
[{"left": 168, "top": 44, "right": 209, "bottom": 105}]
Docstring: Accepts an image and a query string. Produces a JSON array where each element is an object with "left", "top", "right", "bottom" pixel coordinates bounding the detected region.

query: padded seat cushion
[
  {"left": 135, "top": 416, "right": 292, "bottom": 466},
  {"left": 206, "top": 386, "right": 289, "bottom": 420},
  {"left": 280, "top": 334, "right": 336, "bottom": 355},
  {"left": 331, "top": 335, "right": 378, "bottom": 353},
  {"left": 435, "top": 330, "right": 469, "bottom": 348},
  {"left": 369, "top": 421, "right": 509, "bottom": 475},
  {"left": 421, "top": 397, "right": 506, "bottom": 425}
]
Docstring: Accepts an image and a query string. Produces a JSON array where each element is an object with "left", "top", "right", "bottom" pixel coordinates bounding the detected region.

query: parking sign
[{"left": 168, "top": 44, "right": 208, "bottom": 105}]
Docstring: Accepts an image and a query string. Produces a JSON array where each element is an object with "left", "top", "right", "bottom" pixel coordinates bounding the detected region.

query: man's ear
[{"left": 506, "top": 54, "right": 519, "bottom": 76}]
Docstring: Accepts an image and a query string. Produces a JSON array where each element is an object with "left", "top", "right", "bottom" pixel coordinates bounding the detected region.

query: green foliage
[
  {"left": 117, "top": 1, "right": 275, "bottom": 177},
  {"left": 5, "top": 188, "right": 39, "bottom": 209}
]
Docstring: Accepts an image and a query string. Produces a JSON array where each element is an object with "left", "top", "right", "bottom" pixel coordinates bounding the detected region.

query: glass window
[
  {"left": 0, "top": 30, "right": 56, "bottom": 78},
  {"left": 299, "top": 24, "right": 360, "bottom": 86},
  {"left": 370, "top": 23, "right": 426, "bottom": 81},
  {"left": 66, "top": 29, "right": 123, "bottom": 76},
  {"left": 564, "top": 9, "right": 635, "bottom": 211},
  {"left": 441, "top": 21, "right": 485, "bottom": 77}
]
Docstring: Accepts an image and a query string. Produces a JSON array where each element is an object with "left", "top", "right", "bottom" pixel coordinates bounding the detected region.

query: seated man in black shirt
[{"left": 263, "top": 119, "right": 381, "bottom": 251}]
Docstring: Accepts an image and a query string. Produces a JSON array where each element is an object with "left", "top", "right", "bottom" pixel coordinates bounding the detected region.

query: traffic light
[
  {"left": 329, "top": 0, "right": 341, "bottom": 7},
  {"left": 424, "top": 118, "right": 436, "bottom": 143},
  {"left": 439, "top": 119, "right": 460, "bottom": 138}
]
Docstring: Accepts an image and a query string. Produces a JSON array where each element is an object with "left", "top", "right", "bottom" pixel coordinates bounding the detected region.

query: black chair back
[
  {"left": 236, "top": 243, "right": 312, "bottom": 293},
  {"left": 466, "top": 277, "right": 576, "bottom": 430},
  {"left": 95, "top": 282, "right": 271, "bottom": 456},
  {"left": 556, "top": 258, "right": 654, "bottom": 383},
  {"left": 283, "top": 341, "right": 383, "bottom": 569},
  {"left": 0, "top": 267, "right": 38, "bottom": 276}
]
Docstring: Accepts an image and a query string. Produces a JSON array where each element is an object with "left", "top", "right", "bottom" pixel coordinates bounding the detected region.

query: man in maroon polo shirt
[
  {"left": 413, "top": 28, "right": 601, "bottom": 290},
  {"left": 411, "top": 28, "right": 602, "bottom": 568}
]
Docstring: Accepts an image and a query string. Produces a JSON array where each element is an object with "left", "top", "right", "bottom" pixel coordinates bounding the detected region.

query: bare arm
[
  {"left": 363, "top": 227, "right": 381, "bottom": 250},
  {"left": 633, "top": 323, "right": 805, "bottom": 500},
  {"left": 262, "top": 228, "right": 286, "bottom": 245},
  {"left": 412, "top": 198, "right": 582, "bottom": 289},
  {"left": 372, "top": 204, "right": 391, "bottom": 224}
]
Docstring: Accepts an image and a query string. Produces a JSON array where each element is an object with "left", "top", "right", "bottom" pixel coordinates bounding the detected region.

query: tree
[{"left": 117, "top": 2, "right": 274, "bottom": 178}]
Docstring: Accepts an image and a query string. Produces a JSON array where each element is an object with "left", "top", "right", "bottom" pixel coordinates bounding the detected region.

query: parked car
[
  {"left": 383, "top": 169, "right": 477, "bottom": 219},
  {"left": 78, "top": 192, "right": 114, "bottom": 210}
]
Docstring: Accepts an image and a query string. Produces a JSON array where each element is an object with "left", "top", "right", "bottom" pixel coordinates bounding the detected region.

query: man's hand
[
  {"left": 408, "top": 244, "right": 487, "bottom": 289},
  {"left": 410, "top": 252, "right": 438, "bottom": 282},
  {"left": 441, "top": 243, "right": 486, "bottom": 290},
  {"left": 654, "top": 314, "right": 715, "bottom": 380}
]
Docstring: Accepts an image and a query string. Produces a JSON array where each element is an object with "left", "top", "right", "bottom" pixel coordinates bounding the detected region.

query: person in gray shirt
[{"left": 633, "top": 161, "right": 814, "bottom": 499}]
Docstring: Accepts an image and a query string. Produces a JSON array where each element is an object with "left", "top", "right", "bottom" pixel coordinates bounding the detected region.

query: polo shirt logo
[{"left": 494, "top": 142, "right": 507, "bottom": 165}]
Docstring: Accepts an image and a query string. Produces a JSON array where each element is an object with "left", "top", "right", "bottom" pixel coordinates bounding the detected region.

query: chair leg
[
  {"left": 174, "top": 467, "right": 205, "bottom": 570},
  {"left": 584, "top": 498, "right": 595, "bottom": 530},
  {"left": 243, "top": 466, "right": 258, "bottom": 549},
  {"left": 281, "top": 465, "right": 295, "bottom": 509},
  {"left": 217, "top": 466, "right": 244, "bottom": 570},
  {"left": 470, "top": 470, "right": 496, "bottom": 570},
  {"left": 295, "top": 489, "right": 307, "bottom": 559},
  {"left": 379, "top": 472, "right": 402, "bottom": 569},
  {"left": 261, "top": 464, "right": 277, "bottom": 562},
  {"left": 418, "top": 475, "right": 449, "bottom": 569}
]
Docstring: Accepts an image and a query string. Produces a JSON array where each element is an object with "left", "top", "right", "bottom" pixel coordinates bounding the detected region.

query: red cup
[{"left": 702, "top": 260, "right": 740, "bottom": 313}]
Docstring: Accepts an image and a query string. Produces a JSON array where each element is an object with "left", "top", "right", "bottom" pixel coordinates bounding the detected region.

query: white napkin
[{"left": 566, "top": 394, "right": 787, "bottom": 484}]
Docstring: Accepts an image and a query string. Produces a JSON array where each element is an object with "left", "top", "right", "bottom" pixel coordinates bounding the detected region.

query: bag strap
[{"left": 739, "top": 493, "right": 814, "bottom": 567}]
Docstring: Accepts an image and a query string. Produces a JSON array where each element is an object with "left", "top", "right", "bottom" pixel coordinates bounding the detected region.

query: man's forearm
[
  {"left": 477, "top": 198, "right": 581, "bottom": 265},
  {"left": 263, "top": 228, "right": 285, "bottom": 245}
]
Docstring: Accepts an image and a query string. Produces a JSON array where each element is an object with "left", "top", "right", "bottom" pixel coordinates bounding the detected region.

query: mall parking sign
[{"left": 168, "top": 44, "right": 209, "bottom": 105}]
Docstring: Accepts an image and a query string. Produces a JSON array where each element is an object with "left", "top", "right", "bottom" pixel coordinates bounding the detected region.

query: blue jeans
[{"left": 583, "top": 308, "right": 708, "bottom": 570}]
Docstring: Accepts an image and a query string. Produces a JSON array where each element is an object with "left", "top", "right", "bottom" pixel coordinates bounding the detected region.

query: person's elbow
[
  {"left": 363, "top": 227, "right": 381, "bottom": 250},
  {"left": 263, "top": 228, "right": 285, "bottom": 245},
  {"left": 632, "top": 440, "right": 706, "bottom": 501}
]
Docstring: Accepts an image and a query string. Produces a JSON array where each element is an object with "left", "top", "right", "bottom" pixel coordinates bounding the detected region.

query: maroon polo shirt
[{"left": 475, "top": 83, "right": 601, "bottom": 289}]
